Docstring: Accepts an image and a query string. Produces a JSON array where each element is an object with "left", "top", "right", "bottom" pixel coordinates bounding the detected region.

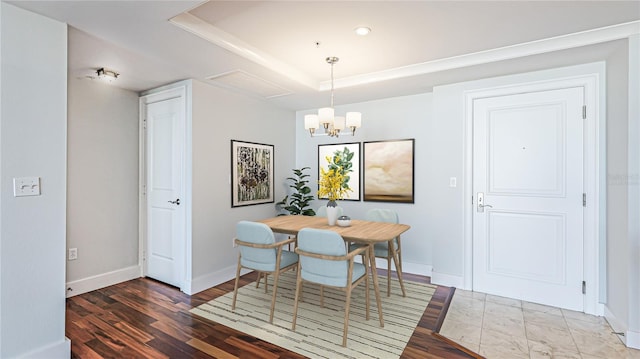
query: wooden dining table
[{"left": 258, "top": 215, "right": 411, "bottom": 327}]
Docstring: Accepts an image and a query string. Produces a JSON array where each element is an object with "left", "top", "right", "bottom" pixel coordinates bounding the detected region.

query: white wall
[
  {"left": 189, "top": 80, "right": 296, "bottom": 293},
  {"left": 295, "top": 93, "right": 433, "bottom": 275},
  {"left": 604, "top": 37, "right": 631, "bottom": 337},
  {"left": 66, "top": 76, "right": 140, "bottom": 295},
  {"left": 0, "top": 3, "right": 69, "bottom": 358},
  {"left": 627, "top": 33, "right": 640, "bottom": 348}
]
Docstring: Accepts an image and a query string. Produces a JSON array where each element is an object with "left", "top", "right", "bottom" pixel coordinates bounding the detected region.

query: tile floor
[{"left": 439, "top": 289, "right": 640, "bottom": 358}]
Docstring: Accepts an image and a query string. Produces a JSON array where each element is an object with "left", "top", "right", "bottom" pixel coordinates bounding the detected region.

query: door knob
[
  {"left": 477, "top": 192, "right": 492, "bottom": 213},
  {"left": 168, "top": 198, "right": 180, "bottom": 205}
]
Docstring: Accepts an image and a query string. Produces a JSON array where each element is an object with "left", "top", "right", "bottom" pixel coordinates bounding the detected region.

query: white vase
[{"left": 325, "top": 205, "right": 339, "bottom": 226}]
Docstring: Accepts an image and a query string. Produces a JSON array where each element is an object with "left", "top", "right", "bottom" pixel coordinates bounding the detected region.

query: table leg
[
  {"left": 369, "top": 243, "right": 384, "bottom": 327},
  {"left": 391, "top": 247, "right": 406, "bottom": 297}
]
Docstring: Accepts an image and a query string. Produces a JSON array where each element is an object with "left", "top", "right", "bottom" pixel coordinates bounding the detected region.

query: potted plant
[{"left": 276, "top": 167, "right": 316, "bottom": 216}]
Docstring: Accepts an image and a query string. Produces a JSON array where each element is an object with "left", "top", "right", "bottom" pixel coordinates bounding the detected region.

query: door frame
[
  {"left": 462, "top": 73, "right": 604, "bottom": 315},
  {"left": 138, "top": 82, "right": 193, "bottom": 293}
]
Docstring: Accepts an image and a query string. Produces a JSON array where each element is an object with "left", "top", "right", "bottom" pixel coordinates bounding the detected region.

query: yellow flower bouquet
[{"left": 317, "top": 167, "right": 350, "bottom": 203}]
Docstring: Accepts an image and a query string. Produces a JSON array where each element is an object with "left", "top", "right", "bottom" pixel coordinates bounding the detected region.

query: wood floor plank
[
  {"left": 69, "top": 342, "right": 104, "bottom": 359},
  {"left": 81, "top": 315, "right": 170, "bottom": 358},
  {"left": 113, "top": 321, "right": 155, "bottom": 344},
  {"left": 224, "top": 336, "right": 282, "bottom": 359},
  {"left": 188, "top": 338, "right": 240, "bottom": 359},
  {"left": 66, "top": 270, "right": 480, "bottom": 358}
]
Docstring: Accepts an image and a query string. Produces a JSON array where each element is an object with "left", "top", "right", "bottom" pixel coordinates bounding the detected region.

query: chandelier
[{"left": 304, "top": 57, "right": 362, "bottom": 137}]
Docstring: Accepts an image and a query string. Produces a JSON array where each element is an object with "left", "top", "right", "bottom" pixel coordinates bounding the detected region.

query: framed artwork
[
  {"left": 231, "top": 140, "right": 274, "bottom": 207},
  {"left": 363, "top": 139, "right": 415, "bottom": 203},
  {"left": 318, "top": 142, "right": 361, "bottom": 201}
]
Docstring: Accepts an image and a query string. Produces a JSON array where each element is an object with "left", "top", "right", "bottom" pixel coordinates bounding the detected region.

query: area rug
[{"left": 190, "top": 271, "right": 436, "bottom": 359}]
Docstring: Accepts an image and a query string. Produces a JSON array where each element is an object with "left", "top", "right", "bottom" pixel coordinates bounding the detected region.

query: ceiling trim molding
[
  {"left": 170, "top": 12, "right": 638, "bottom": 92},
  {"left": 323, "top": 20, "right": 640, "bottom": 91},
  {"left": 169, "top": 12, "right": 318, "bottom": 90}
]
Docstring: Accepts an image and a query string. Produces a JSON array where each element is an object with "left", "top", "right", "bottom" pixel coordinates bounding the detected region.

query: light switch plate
[
  {"left": 449, "top": 177, "right": 457, "bottom": 188},
  {"left": 13, "top": 177, "right": 41, "bottom": 197}
]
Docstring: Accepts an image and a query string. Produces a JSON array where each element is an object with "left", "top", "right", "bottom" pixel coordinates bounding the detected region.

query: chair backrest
[
  {"left": 297, "top": 228, "right": 349, "bottom": 287},
  {"left": 236, "top": 221, "right": 277, "bottom": 271},
  {"left": 366, "top": 209, "right": 400, "bottom": 248},
  {"left": 366, "top": 208, "right": 399, "bottom": 224},
  {"left": 315, "top": 205, "right": 343, "bottom": 217}
]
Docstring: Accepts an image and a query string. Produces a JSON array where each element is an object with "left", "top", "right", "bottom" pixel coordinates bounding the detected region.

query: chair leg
[
  {"left": 255, "top": 273, "right": 269, "bottom": 293},
  {"left": 320, "top": 286, "right": 324, "bottom": 307},
  {"left": 268, "top": 269, "right": 281, "bottom": 323},
  {"left": 291, "top": 265, "right": 303, "bottom": 330},
  {"left": 264, "top": 273, "right": 269, "bottom": 293},
  {"left": 342, "top": 286, "right": 352, "bottom": 347},
  {"left": 232, "top": 259, "right": 242, "bottom": 311}
]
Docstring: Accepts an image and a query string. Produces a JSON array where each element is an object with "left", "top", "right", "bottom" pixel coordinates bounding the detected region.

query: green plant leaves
[{"left": 278, "top": 167, "right": 316, "bottom": 216}]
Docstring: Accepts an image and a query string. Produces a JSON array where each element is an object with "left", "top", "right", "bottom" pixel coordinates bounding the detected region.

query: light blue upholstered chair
[
  {"left": 315, "top": 205, "right": 343, "bottom": 217},
  {"left": 351, "top": 208, "right": 405, "bottom": 297},
  {"left": 292, "top": 228, "right": 369, "bottom": 347},
  {"left": 232, "top": 221, "right": 298, "bottom": 323}
]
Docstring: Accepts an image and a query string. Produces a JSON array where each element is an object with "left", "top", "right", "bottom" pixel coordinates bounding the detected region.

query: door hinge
[
  {"left": 582, "top": 280, "right": 586, "bottom": 294},
  {"left": 582, "top": 105, "right": 587, "bottom": 119},
  {"left": 143, "top": 118, "right": 147, "bottom": 130},
  {"left": 583, "top": 193, "right": 587, "bottom": 207}
]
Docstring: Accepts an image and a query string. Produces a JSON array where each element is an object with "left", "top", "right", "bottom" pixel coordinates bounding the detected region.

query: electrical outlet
[
  {"left": 68, "top": 248, "right": 78, "bottom": 261},
  {"left": 232, "top": 238, "right": 237, "bottom": 248}
]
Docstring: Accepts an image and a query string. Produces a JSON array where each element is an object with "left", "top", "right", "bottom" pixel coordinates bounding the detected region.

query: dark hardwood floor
[{"left": 66, "top": 271, "right": 483, "bottom": 358}]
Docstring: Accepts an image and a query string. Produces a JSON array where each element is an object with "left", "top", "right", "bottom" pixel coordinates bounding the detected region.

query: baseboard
[
  {"left": 188, "top": 261, "right": 432, "bottom": 295},
  {"left": 19, "top": 337, "right": 70, "bottom": 358},
  {"left": 627, "top": 329, "right": 640, "bottom": 350},
  {"left": 66, "top": 265, "right": 141, "bottom": 297},
  {"left": 401, "top": 261, "right": 433, "bottom": 277},
  {"left": 604, "top": 305, "right": 640, "bottom": 349},
  {"left": 353, "top": 258, "right": 432, "bottom": 277},
  {"left": 430, "top": 271, "right": 464, "bottom": 288},
  {"left": 187, "top": 265, "right": 250, "bottom": 295}
]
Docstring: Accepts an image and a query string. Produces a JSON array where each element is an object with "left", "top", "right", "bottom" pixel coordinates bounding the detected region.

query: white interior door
[
  {"left": 145, "top": 95, "right": 185, "bottom": 288},
  {"left": 472, "top": 87, "right": 585, "bottom": 311}
]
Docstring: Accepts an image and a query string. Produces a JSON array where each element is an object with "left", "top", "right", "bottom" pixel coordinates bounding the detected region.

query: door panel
[
  {"left": 489, "top": 104, "right": 565, "bottom": 196},
  {"left": 145, "top": 96, "right": 184, "bottom": 288},
  {"left": 473, "top": 87, "right": 584, "bottom": 311},
  {"left": 487, "top": 211, "right": 565, "bottom": 283}
]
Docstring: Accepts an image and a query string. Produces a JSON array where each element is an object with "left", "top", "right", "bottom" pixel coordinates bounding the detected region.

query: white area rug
[{"left": 190, "top": 271, "right": 436, "bottom": 359}]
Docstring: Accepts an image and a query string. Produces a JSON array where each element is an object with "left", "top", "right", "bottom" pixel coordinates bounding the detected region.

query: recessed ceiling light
[{"left": 354, "top": 27, "right": 371, "bottom": 36}]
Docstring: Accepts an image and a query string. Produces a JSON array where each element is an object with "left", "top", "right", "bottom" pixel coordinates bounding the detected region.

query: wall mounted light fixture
[{"left": 96, "top": 67, "right": 119, "bottom": 80}]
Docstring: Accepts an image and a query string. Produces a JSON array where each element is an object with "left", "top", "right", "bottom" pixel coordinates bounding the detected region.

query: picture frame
[
  {"left": 318, "top": 142, "right": 361, "bottom": 201},
  {"left": 363, "top": 139, "right": 415, "bottom": 203},
  {"left": 231, "top": 140, "right": 274, "bottom": 207}
]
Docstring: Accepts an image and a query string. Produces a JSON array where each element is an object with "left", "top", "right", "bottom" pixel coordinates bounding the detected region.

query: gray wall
[
  {"left": 605, "top": 37, "right": 631, "bottom": 335},
  {"left": 190, "top": 80, "right": 296, "bottom": 291},
  {"left": 66, "top": 76, "right": 140, "bottom": 284},
  {"left": 627, "top": 33, "right": 640, "bottom": 345},
  {"left": 0, "top": 3, "right": 68, "bottom": 357}
]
